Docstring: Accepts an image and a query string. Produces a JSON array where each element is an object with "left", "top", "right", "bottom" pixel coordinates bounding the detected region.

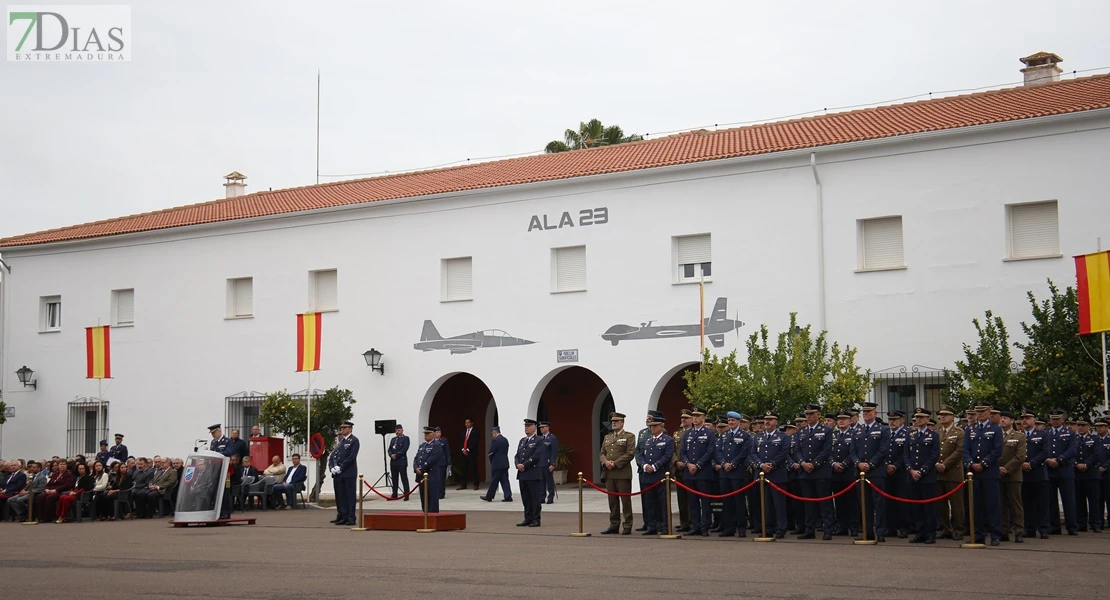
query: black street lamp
[
  {"left": 15, "top": 365, "right": 37, "bottom": 389},
  {"left": 362, "top": 349, "right": 385, "bottom": 375}
]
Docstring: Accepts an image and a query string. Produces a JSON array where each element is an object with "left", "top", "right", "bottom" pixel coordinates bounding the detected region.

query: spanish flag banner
[
  {"left": 86, "top": 326, "right": 111, "bottom": 379},
  {"left": 1076, "top": 250, "right": 1110, "bottom": 335},
  {"left": 296, "top": 312, "right": 322, "bottom": 372}
]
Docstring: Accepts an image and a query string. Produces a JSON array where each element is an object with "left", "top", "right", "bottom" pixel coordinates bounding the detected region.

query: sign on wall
[
  {"left": 557, "top": 349, "right": 579, "bottom": 363},
  {"left": 528, "top": 207, "right": 608, "bottom": 232}
]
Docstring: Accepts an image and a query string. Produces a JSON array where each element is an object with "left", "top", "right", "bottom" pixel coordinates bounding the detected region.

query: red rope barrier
[
  {"left": 765, "top": 479, "right": 858, "bottom": 502},
  {"left": 583, "top": 478, "right": 664, "bottom": 497},
  {"left": 363, "top": 479, "right": 423, "bottom": 501},
  {"left": 867, "top": 479, "right": 966, "bottom": 504},
  {"left": 672, "top": 478, "right": 759, "bottom": 499}
]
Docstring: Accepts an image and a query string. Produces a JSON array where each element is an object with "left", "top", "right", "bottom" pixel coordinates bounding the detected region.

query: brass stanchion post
[
  {"left": 754, "top": 472, "right": 774, "bottom": 542},
  {"left": 570, "top": 472, "right": 590, "bottom": 537},
  {"left": 416, "top": 473, "right": 434, "bottom": 533},
  {"left": 23, "top": 486, "right": 38, "bottom": 526},
  {"left": 854, "top": 471, "right": 875, "bottom": 545},
  {"left": 659, "top": 472, "right": 681, "bottom": 539},
  {"left": 960, "top": 472, "right": 983, "bottom": 548},
  {"left": 351, "top": 473, "right": 367, "bottom": 531}
]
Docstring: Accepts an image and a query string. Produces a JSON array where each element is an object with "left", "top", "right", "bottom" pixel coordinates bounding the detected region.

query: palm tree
[{"left": 544, "top": 118, "right": 643, "bottom": 153}]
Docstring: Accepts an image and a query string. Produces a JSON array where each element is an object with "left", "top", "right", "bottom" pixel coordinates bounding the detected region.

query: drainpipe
[{"left": 810, "top": 152, "right": 827, "bottom": 331}]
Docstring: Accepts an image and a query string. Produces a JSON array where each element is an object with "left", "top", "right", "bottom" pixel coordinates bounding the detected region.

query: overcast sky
[{"left": 1, "top": 0, "right": 1108, "bottom": 239}]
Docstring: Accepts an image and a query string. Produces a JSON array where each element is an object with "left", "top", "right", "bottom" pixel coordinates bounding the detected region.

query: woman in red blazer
[{"left": 56, "top": 462, "right": 95, "bottom": 522}]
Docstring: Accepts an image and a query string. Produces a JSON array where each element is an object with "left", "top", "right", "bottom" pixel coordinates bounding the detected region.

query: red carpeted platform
[
  {"left": 170, "top": 517, "right": 256, "bottom": 528},
  {"left": 361, "top": 511, "right": 466, "bottom": 531}
]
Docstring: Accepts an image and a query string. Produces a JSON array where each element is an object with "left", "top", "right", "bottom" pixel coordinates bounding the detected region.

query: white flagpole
[
  {"left": 1100, "top": 237, "right": 1109, "bottom": 412},
  {"left": 96, "top": 319, "right": 102, "bottom": 451}
]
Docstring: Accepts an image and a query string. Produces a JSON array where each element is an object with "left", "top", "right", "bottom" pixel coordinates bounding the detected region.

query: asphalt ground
[{"left": 2, "top": 506, "right": 1107, "bottom": 600}]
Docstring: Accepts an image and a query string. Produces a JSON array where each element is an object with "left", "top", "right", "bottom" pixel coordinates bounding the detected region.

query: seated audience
[
  {"left": 262, "top": 455, "right": 287, "bottom": 479},
  {"left": 8, "top": 461, "right": 47, "bottom": 521},
  {"left": 38, "top": 461, "right": 75, "bottom": 522},
  {"left": 56, "top": 462, "right": 94, "bottom": 523},
  {"left": 271, "top": 454, "right": 307, "bottom": 509}
]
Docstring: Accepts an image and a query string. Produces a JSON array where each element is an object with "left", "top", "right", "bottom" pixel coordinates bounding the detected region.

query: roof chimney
[
  {"left": 223, "top": 171, "right": 247, "bottom": 198},
  {"left": 1019, "top": 52, "right": 1063, "bottom": 86}
]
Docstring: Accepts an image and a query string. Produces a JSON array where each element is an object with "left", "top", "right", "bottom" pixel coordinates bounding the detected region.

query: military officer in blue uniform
[
  {"left": 905, "top": 408, "right": 939, "bottom": 544},
  {"left": 208, "top": 424, "right": 234, "bottom": 456},
  {"left": 539, "top": 421, "right": 559, "bottom": 504},
  {"left": 854, "top": 401, "right": 890, "bottom": 542},
  {"left": 830, "top": 409, "right": 860, "bottom": 536},
  {"left": 964, "top": 403, "right": 1003, "bottom": 545},
  {"left": 750, "top": 410, "right": 790, "bottom": 538},
  {"left": 713, "top": 411, "right": 750, "bottom": 537},
  {"left": 886, "top": 410, "right": 911, "bottom": 537},
  {"left": 1096, "top": 418, "right": 1110, "bottom": 532},
  {"left": 413, "top": 425, "right": 443, "bottom": 513},
  {"left": 784, "top": 414, "right": 805, "bottom": 533},
  {"left": 744, "top": 415, "right": 764, "bottom": 533},
  {"left": 515, "top": 419, "right": 544, "bottom": 527},
  {"left": 1045, "top": 408, "right": 1078, "bottom": 535},
  {"left": 635, "top": 410, "right": 674, "bottom": 535},
  {"left": 389, "top": 423, "right": 410, "bottom": 500},
  {"left": 108, "top": 433, "right": 129, "bottom": 464},
  {"left": 434, "top": 427, "right": 449, "bottom": 499},
  {"left": 1073, "top": 416, "right": 1102, "bottom": 531},
  {"left": 94, "top": 440, "right": 111, "bottom": 466},
  {"left": 681, "top": 406, "right": 716, "bottom": 536},
  {"left": 329, "top": 420, "right": 359, "bottom": 526},
  {"left": 793, "top": 403, "right": 834, "bottom": 540},
  {"left": 1020, "top": 408, "right": 1049, "bottom": 538}
]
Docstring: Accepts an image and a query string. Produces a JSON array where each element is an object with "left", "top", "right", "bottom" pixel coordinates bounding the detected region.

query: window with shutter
[
  {"left": 227, "top": 277, "right": 253, "bottom": 317},
  {"left": 1008, "top": 201, "right": 1059, "bottom": 259},
  {"left": 312, "top": 270, "right": 338, "bottom": 311},
  {"left": 553, "top": 246, "right": 587, "bottom": 293},
  {"left": 674, "top": 234, "right": 711, "bottom": 282},
  {"left": 442, "top": 257, "right": 472, "bottom": 301},
  {"left": 40, "top": 295, "right": 62, "bottom": 331},
  {"left": 113, "top": 288, "right": 135, "bottom": 326},
  {"left": 858, "top": 216, "right": 905, "bottom": 270}
]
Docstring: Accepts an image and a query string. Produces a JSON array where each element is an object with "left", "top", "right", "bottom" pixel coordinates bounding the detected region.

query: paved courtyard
[{"left": 3, "top": 491, "right": 1107, "bottom": 600}]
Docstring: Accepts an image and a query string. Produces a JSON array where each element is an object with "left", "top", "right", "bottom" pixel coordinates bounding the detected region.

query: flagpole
[
  {"left": 96, "top": 318, "right": 102, "bottom": 451},
  {"left": 1100, "top": 237, "right": 1109, "bottom": 413},
  {"left": 316, "top": 70, "right": 320, "bottom": 185},
  {"left": 699, "top": 274, "right": 705, "bottom": 353}
]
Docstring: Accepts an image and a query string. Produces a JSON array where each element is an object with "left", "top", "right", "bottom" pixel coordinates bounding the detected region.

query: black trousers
[
  {"left": 675, "top": 470, "right": 690, "bottom": 528},
  {"left": 334, "top": 476, "right": 355, "bottom": 522},
  {"left": 759, "top": 484, "right": 788, "bottom": 534},
  {"left": 543, "top": 468, "right": 556, "bottom": 501},
  {"left": 642, "top": 476, "right": 667, "bottom": 532},
  {"left": 1022, "top": 479, "right": 1047, "bottom": 534},
  {"left": 719, "top": 477, "right": 747, "bottom": 533},
  {"left": 786, "top": 478, "right": 802, "bottom": 529},
  {"left": 390, "top": 463, "right": 410, "bottom": 497},
  {"left": 972, "top": 477, "right": 1002, "bottom": 541},
  {"left": 459, "top": 451, "right": 480, "bottom": 487},
  {"left": 1048, "top": 476, "right": 1076, "bottom": 533},
  {"left": 1075, "top": 478, "right": 1101, "bottom": 529},
  {"left": 438, "top": 466, "right": 447, "bottom": 498},
  {"left": 832, "top": 477, "right": 859, "bottom": 533},
  {"left": 887, "top": 472, "right": 910, "bottom": 533},
  {"left": 908, "top": 480, "right": 936, "bottom": 539},
  {"left": 800, "top": 478, "right": 834, "bottom": 533},
  {"left": 862, "top": 477, "right": 888, "bottom": 537},
  {"left": 520, "top": 479, "right": 543, "bottom": 524},
  {"left": 746, "top": 479, "right": 761, "bottom": 530},
  {"left": 687, "top": 478, "right": 713, "bottom": 532},
  {"left": 1101, "top": 477, "right": 1110, "bottom": 529},
  {"left": 418, "top": 470, "right": 441, "bottom": 513},
  {"left": 484, "top": 468, "right": 511, "bottom": 500}
]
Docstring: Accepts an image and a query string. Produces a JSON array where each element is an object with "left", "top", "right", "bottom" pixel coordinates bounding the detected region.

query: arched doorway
[
  {"left": 651, "top": 362, "right": 700, "bottom": 423},
  {"left": 421, "top": 372, "right": 497, "bottom": 485},
  {"left": 531, "top": 366, "right": 612, "bottom": 482}
]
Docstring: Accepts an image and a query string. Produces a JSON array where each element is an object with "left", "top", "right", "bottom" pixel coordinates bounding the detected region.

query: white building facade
[{"left": 2, "top": 65, "right": 1109, "bottom": 490}]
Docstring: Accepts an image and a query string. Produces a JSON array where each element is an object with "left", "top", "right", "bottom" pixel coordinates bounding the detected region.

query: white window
[
  {"left": 310, "top": 269, "right": 338, "bottom": 312},
  {"left": 674, "top": 234, "right": 711, "bottom": 282},
  {"left": 40, "top": 295, "right": 62, "bottom": 332},
  {"left": 857, "top": 216, "right": 905, "bottom": 271},
  {"left": 1007, "top": 200, "right": 1060, "bottom": 260},
  {"left": 441, "top": 257, "right": 473, "bottom": 302},
  {"left": 111, "top": 288, "right": 135, "bottom": 326},
  {"left": 226, "top": 277, "right": 254, "bottom": 318},
  {"left": 552, "top": 245, "right": 587, "bottom": 293}
]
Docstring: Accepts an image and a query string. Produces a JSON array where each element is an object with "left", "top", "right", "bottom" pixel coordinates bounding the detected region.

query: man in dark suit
[
  {"left": 481, "top": 426, "right": 512, "bottom": 502},
  {"left": 539, "top": 421, "right": 558, "bottom": 503},
  {"left": 240, "top": 456, "right": 260, "bottom": 480},
  {"left": 0, "top": 461, "right": 28, "bottom": 517},
  {"left": 389, "top": 424, "right": 410, "bottom": 500},
  {"left": 227, "top": 429, "right": 249, "bottom": 464},
  {"left": 456, "top": 418, "right": 481, "bottom": 491},
  {"left": 272, "top": 454, "right": 307, "bottom": 509},
  {"left": 329, "top": 420, "right": 360, "bottom": 526}
]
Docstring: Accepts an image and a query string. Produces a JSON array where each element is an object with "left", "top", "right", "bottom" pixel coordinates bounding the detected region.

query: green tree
[
  {"left": 0, "top": 399, "right": 6, "bottom": 425},
  {"left": 1013, "top": 279, "right": 1105, "bottom": 419},
  {"left": 258, "top": 386, "right": 355, "bottom": 501},
  {"left": 544, "top": 118, "right": 643, "bottom": 153},
  {"left": 943, "top": 310, "right": 1017, "bottom": 414},
  {"left": 821, "top": 343, "right": 873, "bottom": 414},
  {"left": 682, "top": 348, "right": 743, "bottom": 417}
]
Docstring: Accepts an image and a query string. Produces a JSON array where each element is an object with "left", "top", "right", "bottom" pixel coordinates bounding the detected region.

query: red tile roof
[{"left": 4, "top": 74, "right": 1110, "bottom": 248}]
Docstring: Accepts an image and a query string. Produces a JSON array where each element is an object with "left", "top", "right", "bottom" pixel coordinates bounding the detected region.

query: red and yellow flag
[
  {"left": 86, "top": 326, "right": 111, "bottom": 379},
  {"left": 1076, "top": 250, "right": 1110, "bottom": 335},
  {"left": 296, "top": 312, "right": 322, "bottom": 371}
]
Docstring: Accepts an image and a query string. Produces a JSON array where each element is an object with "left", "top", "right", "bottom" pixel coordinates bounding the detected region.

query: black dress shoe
[
  {"left": 908, "top": 536, "right": 924, "bottom": 543},
  {"left": 1014, "top": 533, "right": 1024, "bottom": 543},
  {"left": 642, "top": 530, "right": 658, "bottom": 536},
  {"left": 924, "top": 538, "right": 935, "bottom": 544},
  {"left": 708, "top": 527, "right": 722, "bottom": 533},
  {"left": 528, "top": 522, "right": 540, "bottom": 527},
  {"left": 545, "top": 500, "right": 553, "bottom": 504},
  {"left": 737, "top": 530, "right": 746, "bottom": 537},
  {"left": 797, "top": 532, "right": 815, "bottom": 540},
  {"left": 329, "top": 518, "right": 341, "bottom": 523},
  {"left": 1068, "top": 531, "right": 1078, "bottom": 536},
  {"left": 334, "top": 520, "right": 348, "bottom": 526},
  {"left": 676, "top": 526, "right": 691, "bottom": 532},
  {"left": 687, "top": 530, "right": 702, "bottom": 536},
  {"left": 622, "top": 528, "right": 632, "bottom": 535},
  {"left": 600, "top": 528, "right": 619, "bottom": 534},
  {"left": 1039, "top": 532, "right": 1049, "bottom": 539},
  {"left": 990, "top": 538, "right": 1000, "bottom": 546},
  {"left": 876, "top": 535, "right": 886, "bottom": 542},
  {"left": 791, "top": 528, "right": 806, "bottom": 535},
  {"left": 718, "top": 530, "right": 736, "bottom": 537},
  {"left": 822, "top": 533, "right": 832, "bottom": 541},
  {"left": 896, "top": 530, "right": 908, "bottom": 538},
  {"left": 501, "top": 498, "right": 513, "bottom": 502},
  {"left": 635, "top": 526, "right": 648, "bottom": 531},
  {"left": 937, "top": 532, "right": 952, "bottom": 540},
  {"left": 403, "top": 497, "right": 409, "bottom": 501},
  {"left": 774, "top": 532, "right": 785, "bottom": 539},
  {"left": 480, "top": 496, "right": 492, "bottom": 502},
  {"left": 517, "top": 521, "right": 532, "bottom": 527}
]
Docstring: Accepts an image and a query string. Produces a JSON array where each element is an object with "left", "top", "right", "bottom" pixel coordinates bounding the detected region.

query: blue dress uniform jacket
[
  {"left": 414, "top": 440, "right": 444, "bottom": 512},
  {"left": 854, "top": 421, "right": 890, "bottom": 479},
  {"left": 681, "top": 425, "right": 717, "bottom": 481},
  {"left": 750, "top": 429, "right": 790, "bottom": 484},
  {"left": 210, "top": 436, "right": 233, "bottom": 457},
  {"left": 516, "top": 435, "right": 544, "bottom": 525},
  {"left": 904, "top": 428, "right": 940, "bottom": 484},
  {"left": 488, "top": 435, "right": 510, "bottom": 469},
  {"left": 794, "top": 424, "right": 832, "bottom": 479},
  {"left": 108, "top": 443, "right": 129, "bottom": 463},
  {"left": 888, "top": 426, "right": 909, "bottom": 473},
  {"left": 1023, "top": 428, "right": 1049, "bottom": 482},
  {"left": 389, "top": 435, "right": 410, "bottom": 467},
  {"left": 334, "top": 434, "right": 360, "bottom": 479},
  {"left": 637, "top": 432, "right": 675, "bottom": 485},
  {"left": 963, "top": 422, "right": 1004, "bottom": 480},
  {"left": 1046, "top": 427, "right": 1078, "bottom": 478},
  {"left": 829, "top": 429, "right": 859, "bottom": 482},
  {"left": 1075, "top": 433, "right": 1101, "bottom": 480},
  {"left": 714, "top": 429, "right": 751, "bottom": 480}
]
